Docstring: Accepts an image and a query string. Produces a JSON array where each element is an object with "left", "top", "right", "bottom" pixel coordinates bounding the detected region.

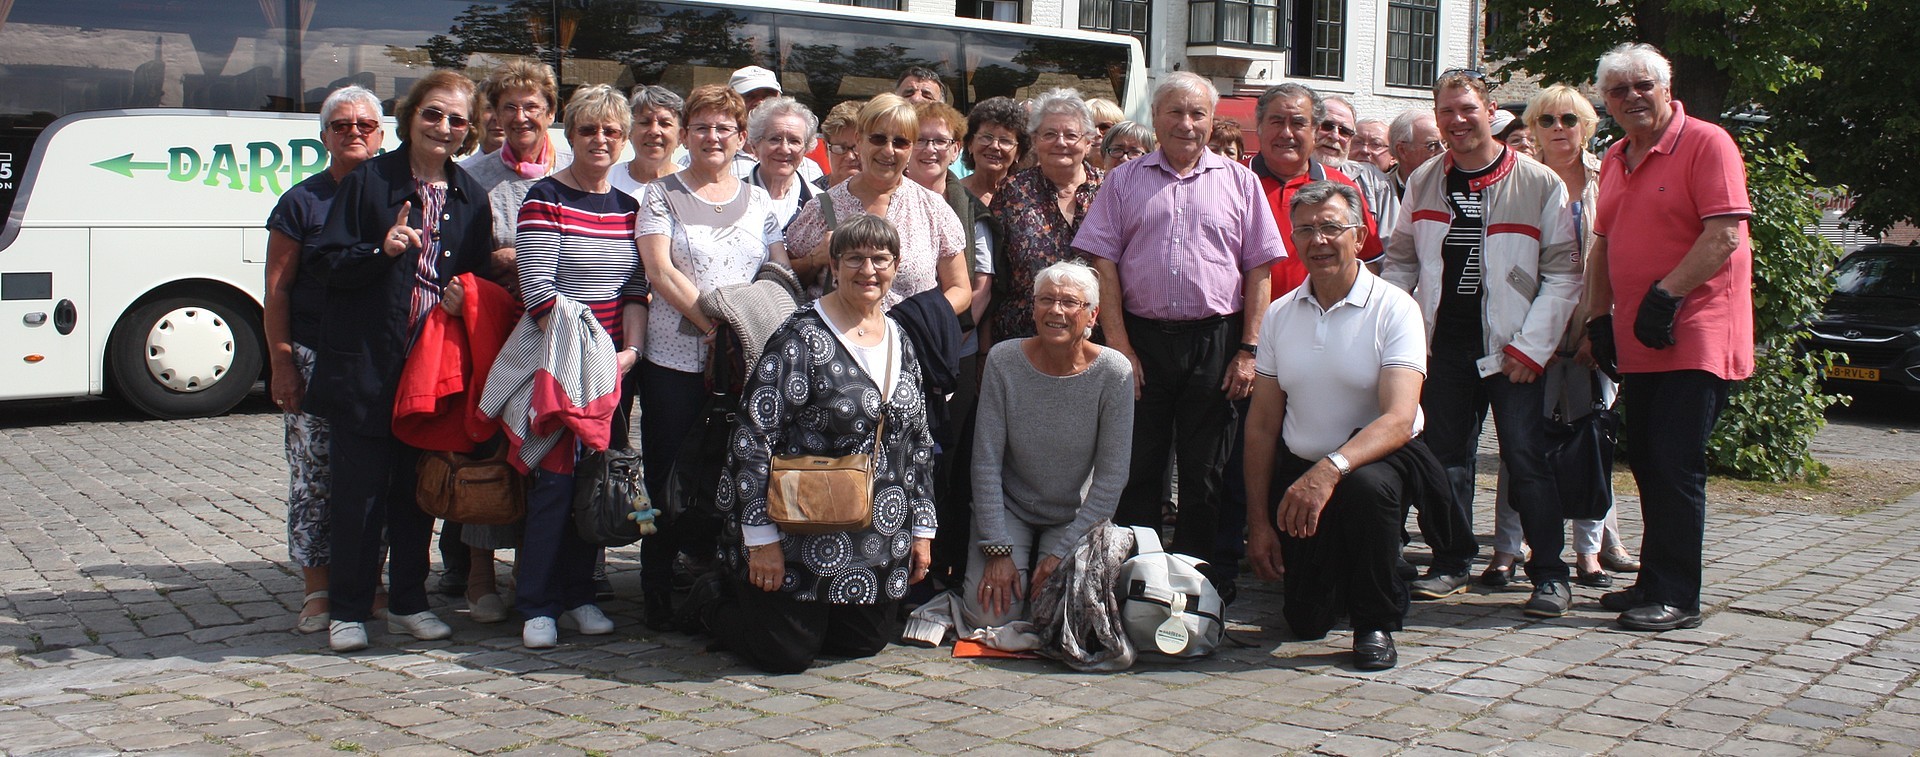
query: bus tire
[{"left": 108, "top": 294, "right": 263, "bottom": 419}]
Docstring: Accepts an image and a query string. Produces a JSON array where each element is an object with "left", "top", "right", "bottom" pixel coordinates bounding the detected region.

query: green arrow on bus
[{"left": 92, "top": 153, "right": 169, "bottom": 178}]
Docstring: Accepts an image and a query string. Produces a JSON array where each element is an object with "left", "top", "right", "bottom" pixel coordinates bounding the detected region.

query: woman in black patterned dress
[{"left": 694, "top": 214, "right": 937, "bottom": 673}]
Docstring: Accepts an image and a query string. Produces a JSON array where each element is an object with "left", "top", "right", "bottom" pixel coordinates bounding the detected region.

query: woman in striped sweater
[{"left": 511, "top": 84, "right": 652, "bottom": 649}]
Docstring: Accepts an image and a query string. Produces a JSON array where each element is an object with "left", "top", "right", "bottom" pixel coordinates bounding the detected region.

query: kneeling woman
[
  {"left": 701, "top": 214, "right": 937, "bottom": 673},
  {"left": 963, "top": 261, "right": 1132, "bottom": 631}
]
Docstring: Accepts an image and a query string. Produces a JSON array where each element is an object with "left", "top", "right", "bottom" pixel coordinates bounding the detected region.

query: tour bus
[{"left": 0, "top": 0, "right": 1146, "bottom": 418}]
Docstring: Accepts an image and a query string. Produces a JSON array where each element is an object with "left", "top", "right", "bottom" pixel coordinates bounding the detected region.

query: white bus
[{"left": 0, "top": 0, "right": 1145, "bottom": 418}]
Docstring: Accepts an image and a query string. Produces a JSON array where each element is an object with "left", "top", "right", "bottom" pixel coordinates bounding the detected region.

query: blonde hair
[
  {"left": 1522, "top": 83, "right": 1599, "bottom": 147},
  {"left": 563, "top": 84, "right": 630, "bottom": 135},
  {"left": 1086, "top": 97, "right": 1124, "bottom": 127},
  {"left": 822, "top": 99, "right": 865, "bottom": 135},
  {"left": 857, "top": 93, "right": 918, "bottom": 138}
]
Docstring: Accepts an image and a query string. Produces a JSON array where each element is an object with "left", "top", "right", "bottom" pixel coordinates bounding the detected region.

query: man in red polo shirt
[
  {"left": 1249, "top": 83, "right": 1381, "bottom": 300},
  {"left": 1584, "top": 43, "right": 1753, "bottom": 633}
]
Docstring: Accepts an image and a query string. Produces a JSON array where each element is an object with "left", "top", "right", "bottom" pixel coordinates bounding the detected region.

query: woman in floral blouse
[{"left": 985, "top": 88, "right": 1103, "bottom": 343}]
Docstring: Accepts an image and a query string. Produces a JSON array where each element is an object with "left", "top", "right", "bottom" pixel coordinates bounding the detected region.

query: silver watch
[{"left": 1324, "top": 451, "right": 1352, "bottom": 478}]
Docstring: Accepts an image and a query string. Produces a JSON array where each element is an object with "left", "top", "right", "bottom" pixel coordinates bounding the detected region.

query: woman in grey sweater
[{"left": 964, "top": 261, "right": 1133, "bottom": 632}]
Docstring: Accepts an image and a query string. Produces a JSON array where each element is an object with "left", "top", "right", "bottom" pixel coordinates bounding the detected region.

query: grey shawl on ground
[{"left": 1024, "top": 524, "right": 1138, "bottom": 672}]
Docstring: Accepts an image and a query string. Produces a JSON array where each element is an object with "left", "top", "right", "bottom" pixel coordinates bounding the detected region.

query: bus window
[
  {"left": 963, "top": 32, "right": 1127, "bottom": 107},
  {"left": 558, "top": 0, "right": 771, "bottom": 97},
  {"left": 301, "top": 1, "right": 555, "bottom": 112},
  {"left": 770, "top": 11, "right": 959, "bottom": 112}
]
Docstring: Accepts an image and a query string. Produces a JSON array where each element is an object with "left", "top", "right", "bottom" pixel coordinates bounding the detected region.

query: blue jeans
[
  {"left": 1620, "top": 370, "right": 1730, "bottom": 613},
  {"left": 515, "top": 469, "right": 595, "bottom": 619},
  {"left": 1422, "top": 339, "right": 1566, "bottom": 583}
]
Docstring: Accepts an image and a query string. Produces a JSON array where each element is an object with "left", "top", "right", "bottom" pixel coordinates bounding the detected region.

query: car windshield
[{"left": 1834, "top": 253, "right": 1920, "bottom": 300}]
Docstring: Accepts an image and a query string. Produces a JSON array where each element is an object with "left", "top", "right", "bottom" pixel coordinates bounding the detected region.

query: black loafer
[
  {"left": 1479, "top": 564, "right": 1516, "bottom": 588},
  {"left": 1353, "top": 630, "right": 1397, "bottom": 671},
  {"left": 1576, "top": 569, "right": 1614, "bottom": 589},
  {"left": 1599, "top": 587, "right": 1644, "bottom": 613},
  {"left": 1618, "top": 603, "right": 1702, "bottom": 632}
]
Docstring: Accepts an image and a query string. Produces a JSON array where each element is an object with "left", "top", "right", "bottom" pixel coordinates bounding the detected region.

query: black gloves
[
  {"left": 1586, "top": 314, "right": 1620, "bottom": 382},
  {"left": 1634, "top": 282, "right": 1683, "bottom": 349}
]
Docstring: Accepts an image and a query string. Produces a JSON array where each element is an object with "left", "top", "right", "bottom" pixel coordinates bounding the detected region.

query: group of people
[{"left": 266, "top": 41, "right": 1753, "bottom": 674}]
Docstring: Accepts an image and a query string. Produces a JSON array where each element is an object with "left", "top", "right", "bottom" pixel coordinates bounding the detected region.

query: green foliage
[{"left": 1707, "top": 131, "right": 1847, "bottom": 482}]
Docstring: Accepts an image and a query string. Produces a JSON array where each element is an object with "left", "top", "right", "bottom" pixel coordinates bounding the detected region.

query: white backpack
[{"left": 1117, "top": 525, "right": 1224, "bottom": 657}]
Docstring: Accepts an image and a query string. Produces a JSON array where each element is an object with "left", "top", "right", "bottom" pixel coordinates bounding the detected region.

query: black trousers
[
  {"left": 1273, "top": 452, "right": 1410, "bottom": 638},
  {"left": 329, "top": 430, "right": 433, "bottom": 623},
  {"left": 1113, "top": 312, "right": 1240, "bottom": 568},
  {"left": 710, "top": 579, "right": 899, "bottom": 674},
  {"left": 1621, "top": 370, "right": 1730, "bottom": 613},
  {"left": 1421, "top": 339, "right": 1553, "bottom": 580},
  {"left": 637, "top": 361, "right": 704, "bottom": 596}
]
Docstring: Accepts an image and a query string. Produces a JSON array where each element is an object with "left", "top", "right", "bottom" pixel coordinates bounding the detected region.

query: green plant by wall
[{"left": 1708, "top": 129, "right": 1847, "bottom": 483}]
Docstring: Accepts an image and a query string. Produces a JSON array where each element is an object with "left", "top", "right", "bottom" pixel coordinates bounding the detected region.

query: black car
[{"left": 1808, "top": 244, "right": 1920, "bottom": 393}]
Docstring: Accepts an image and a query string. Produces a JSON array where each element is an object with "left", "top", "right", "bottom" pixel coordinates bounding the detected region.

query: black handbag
[
  {"left": 572, "top": 447, "right": 656, "bottom": 547},
  {"left": 1545, "top": 373, "right": 1619, "bottom": 522}
]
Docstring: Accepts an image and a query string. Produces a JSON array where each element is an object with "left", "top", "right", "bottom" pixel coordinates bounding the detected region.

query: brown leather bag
[
  {"left": 766, "top": 417, "right": 883, "bottom": 535},
  {"left": 416, "top": 441, "right": 526, "bottom": 526}
]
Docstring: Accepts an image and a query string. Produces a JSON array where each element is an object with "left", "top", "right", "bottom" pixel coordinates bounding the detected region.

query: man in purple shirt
[{"left": 1074, "top": 71, "right": 1285, "bottom": 580}]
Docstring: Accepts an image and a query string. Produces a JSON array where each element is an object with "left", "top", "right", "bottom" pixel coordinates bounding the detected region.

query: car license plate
[{"left": 1828, "top": 364, "right": 1880, "bottom": 381}]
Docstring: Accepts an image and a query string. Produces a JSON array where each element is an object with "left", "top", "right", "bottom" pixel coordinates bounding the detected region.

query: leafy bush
[{"left": 1707, "top": 130, "right": 1847, "bottom": 482}]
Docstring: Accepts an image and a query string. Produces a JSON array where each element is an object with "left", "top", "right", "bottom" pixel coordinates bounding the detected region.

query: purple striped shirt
[{"left": 1071, "top": 149, "right": 1284, "bottom": 320}]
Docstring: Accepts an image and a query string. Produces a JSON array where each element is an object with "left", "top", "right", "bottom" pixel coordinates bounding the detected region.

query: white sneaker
[
  {"left": 561, "top": 604, "right": 615, "bottom": 635},
  {"left": 329, "top": 620, "right": 369, "bottom": 652},
  {"left": 468, "top": 593, "right": 509, "bottom": 624},
  {"left": 523, "top": 616, "right": 558, "bottom": 649},
  {"left": 387, "top": 610, "right": 453, "bottom": 641}
]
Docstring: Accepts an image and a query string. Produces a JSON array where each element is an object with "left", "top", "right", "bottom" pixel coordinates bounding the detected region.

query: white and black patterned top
[
  {"left": 715, "top": 308, "right": 938, "bottom": 604},
  {"left": 637, "top": 174, "right": 784, "bottom": 372}
]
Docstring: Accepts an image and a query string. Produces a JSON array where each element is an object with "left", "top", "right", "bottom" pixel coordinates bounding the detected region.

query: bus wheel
[{"left": 109, "top": 295, "right": 263, "bottom": 419}]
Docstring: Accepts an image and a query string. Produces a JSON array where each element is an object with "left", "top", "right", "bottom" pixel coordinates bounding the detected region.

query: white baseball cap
[
  {"left": 729, "top": 66, "right": 781, "bottom": 96},
  {"left": 1490, "top": 109, "right": 1517, "bottom": 137}
]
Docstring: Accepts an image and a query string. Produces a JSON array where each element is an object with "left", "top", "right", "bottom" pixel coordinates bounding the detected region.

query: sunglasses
[
  {"left": 1604, "top": 79, "right": 1659, "bottom": 100},
  {"left": 1534, "top": 113, "right": 1582, "bottom": 129},
  {"left": 327, "top": 119, "right": 379, "bottom": 136},
  {"left": 1318, "top": 120, "right": 1356, "bottom": 138},
  {"left": 866, "top": 133, "right": 912, "bottom": 150},
  {"left": 573, "top": 124, "right": 626, "bottom": 139},
  {"left": 1437, "top": 68, "right": 1488, "bottom": 82},
  {"left": 417, "top": 107, "right": 470, "bottom": 130}
]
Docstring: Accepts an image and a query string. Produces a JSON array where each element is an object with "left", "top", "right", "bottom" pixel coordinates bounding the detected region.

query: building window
[
  {"left": 960, "top": 0, "right": 1022, "bottom": 22},
  {"left": 825, "top": 0, "right": 902, "bottom": 10},
  {"left": 1287, "top": 0, "right": 1344, "bottom": 78},
  {"left": 1081, "top": 0, "right": 1150, "bottom": 45},
  {"left": 1189, "top": 0, "right": 1281, "bottom": 48},
  {"left": 1386, "top": 0, "right": 1439, "bottom": 88}
]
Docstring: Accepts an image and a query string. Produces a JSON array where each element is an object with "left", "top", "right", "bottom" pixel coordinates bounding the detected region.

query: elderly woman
[
  {"left": 820, "top": 99, "right": 865, "bottom": 188},
  {"left": 959, "top": 96, "right": 1029, "bottom": 208},
  {"left": 786, "top": 94, "right": 969, "bottom": 315},
  {"left": 465, "top": 60, "right": 569, "bottom": 193},
  {"left": 265, "top": 85, "right": 384, "bottom": 634},
  {"left": 1087, "top": 97, "right": 1124, "bottom": 143},
  {"left": 1481, "top": 84, "right": 1640, "bottom": 589},
  {"left": 1099, "top": 120, "right": 1155, "bottom": 169},
  {"left": 1209, "top": 117, "right": 1246, "bottom": 162},
  {"left": 613, "top": 85, "right": 684, "bottom": 197},
  {"left": 309, "top": 70, "right": 492, "bottom": 653},
  {"left": 963, "top": 261, "right": 1132, "bottom": 631},
  {"left": 986, "top": 89, "right": 1103, "bottom": 343},
  {"left": 745, "top": 96, "right": 824, "bottom": 228},
  {"left": 634, "top": 84, "right": 788, "bottom": 628},
  {"left": 691, "top": 214, "right": 936, "bottom": 673},
  {"left": 910, "top": 101, "right": 994, "bottom": 331},
  {"left": 510, "top": 84, "right": 650, "bottom": 649}
]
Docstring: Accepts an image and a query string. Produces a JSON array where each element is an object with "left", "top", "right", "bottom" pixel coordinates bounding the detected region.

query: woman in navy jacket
[{"left": 308, "top": 70, "right": 495, "bottom": 653}]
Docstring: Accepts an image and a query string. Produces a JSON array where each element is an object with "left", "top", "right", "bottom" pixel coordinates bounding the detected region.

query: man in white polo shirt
[{"left": 1243, "top": 181, "right": 1451, "bottom": 671}]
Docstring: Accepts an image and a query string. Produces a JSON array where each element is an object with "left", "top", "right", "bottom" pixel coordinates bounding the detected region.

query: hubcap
[{"left": 143, "top": 307, "right": 235, "bottom": 393}]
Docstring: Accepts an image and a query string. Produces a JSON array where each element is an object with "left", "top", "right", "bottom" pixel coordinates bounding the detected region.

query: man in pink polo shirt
[{"left": 1584, "top": 43, "right": 1754, "bottom": 632}]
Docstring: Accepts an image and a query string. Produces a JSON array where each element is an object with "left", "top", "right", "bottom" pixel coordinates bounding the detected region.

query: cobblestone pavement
[{"left": 3, "top": 396, "right": 1919, "bottom": 756}]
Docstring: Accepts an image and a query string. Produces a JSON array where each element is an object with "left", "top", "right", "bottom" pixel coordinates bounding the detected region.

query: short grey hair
[
  {"left": 319, "top": 85, "right": 382, "bottom": 126},
  {"left": 1596, "top": 43, "right": 1672, "bottom": 88},
  {"left": 1026, "top": 88, "right": 1095, "bottom": 138},
  {"left": 1357, "top": 117, "right": 1388, "bottom": 131},
  {"left": 1322, "top": 95, "right": 1357, "bottom": 123},
  {"left": 1101, "top": 120, "right": 1156, "bottom": 154},
  {"left": 747, "top": 96, "right": 818, "bottom": 145},
  {"left": 1289, "top": 180, "right": 1365, "bottom": 227},
  {"left": 1388, "top": 108, "right": 1433, "bottom": 147},
  {"left": 628, "top": 85, "right": 685, "bottom": 123},
  {"left": 1033, "top": 260, "right": 1100, "bottom": 309},
  {"left": 1256, "top": 83, "right": 1323, "bottom": 125},
  {"left": 1152, "top": 71, "right": 1219, "bottom": 111}
]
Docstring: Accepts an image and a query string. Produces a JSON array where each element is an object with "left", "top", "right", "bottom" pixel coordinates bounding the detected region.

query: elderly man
[
  {"left": 1384, "top": 69, "right": 1579, "bottom": 617},
  {"left": 895, "top": 67, "right": 945, "bottom": 104},
  {"left": 1387, "top": 109, "right": 1443, "bottom": 196},
  {"left": 1317, "top": 96, "right": 1401, "bottom": 237},
  {"left": 1245, "top": 181, "right": 1442, "bottom": 671},
  {"left": 1353, "top": 118, "right": 1397, "bottom": 175},
  {"left": 1074, "top": 71, "right": 1284, "bottom": 583},
  {"left": 1586, "top": 43, "right": 1753, "bottom": 632},
  {"left": 1252, "top": 84, "right": 1381, "bottom": 298}
]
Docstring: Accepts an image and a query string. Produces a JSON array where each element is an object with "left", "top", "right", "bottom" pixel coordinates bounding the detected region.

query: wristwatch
[
  {"left": 981, "top": 544, "right": 1013, "bottom": 557},
  {"left": 1324, "top": 451, "right": 1352, "bottom": 478},
  {"left": 1236, "top": 342, "right": 1258, "bottom": 357}
]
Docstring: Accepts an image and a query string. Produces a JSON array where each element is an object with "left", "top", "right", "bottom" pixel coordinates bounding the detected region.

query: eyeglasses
[
  {"left": 972, "top": 134, "right": 1019, "bottom": 149},
  {"left": 1038, "top": 130, "right": 1086, "bottom": 145},
  {"left": 688, "top": 123, "right": 740, "bottom": 138},
  {"left": 1317, "top": 120, "right": 1356, "bottom": 138},
  {"left": 498, "top": 101, "right": 547, "bottom": 117},
  {"left": 838, "top": 253, "right": 897, "bottom": 270},
  {"left": 573, "top": 124, "right": 625, "bottom": 140},
  {"left": 867, "top": 133, "right": 913, "bottom": 150},
  {"left": 1603, "top": 79, "right": 1658, "bottom": 100},
  {"left": 1422, "top": 140, "right": 1443, "bottom": 153},
  {"left": 1352, "top": 137, "right": 1390, "bottom": 150},
  {"left": 417, "top": 107, "right": 470, "bottom": 130},
  {"left": 1105, "top": 146, "right": 1147, "bottom": 159},
  {"left": 826, "top": 142, "right": 857, "bottom": 155},
  {"left": 327, "top": 119, "right": 379, "bottom": 136},
  {"left": 914, "top": 137, "right": 956, "bottom": 150},
  {"left": 1290, "top": 222, "right": 1362, "bottom": 241},
  {"left": 1034, "top": 295, "right": 1089, "bottom": 312},
  {"left": 1534, "top": 113, "right": 1582, "bottom": 129}
]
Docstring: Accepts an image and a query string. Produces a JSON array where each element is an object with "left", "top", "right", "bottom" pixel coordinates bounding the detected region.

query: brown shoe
[{"left": 1601, "top": 547, "right": 1641, "bottom": 573}]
